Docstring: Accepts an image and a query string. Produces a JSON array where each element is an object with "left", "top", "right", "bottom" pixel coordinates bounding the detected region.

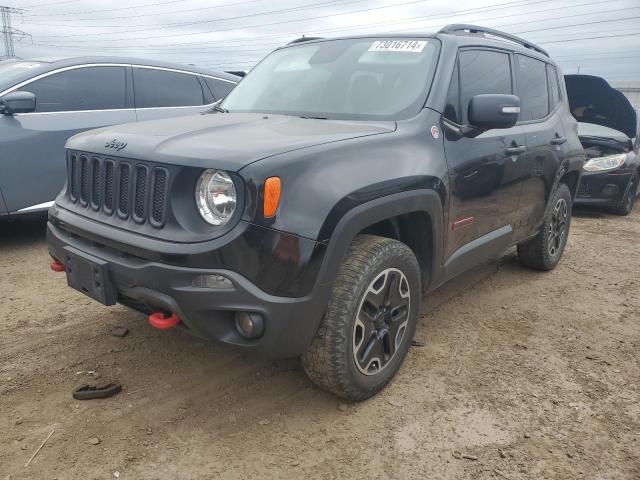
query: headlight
[
  {"left": 195, "top": 169, "right": 237, "bottom": 226},
  {"left": 583, "top": 153, "right": 627, "bottom": 172}
]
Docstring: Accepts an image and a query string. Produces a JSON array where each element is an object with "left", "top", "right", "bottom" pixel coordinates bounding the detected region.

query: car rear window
[{"left": 134, "top": 68, "right": 204, "bottom": 108}]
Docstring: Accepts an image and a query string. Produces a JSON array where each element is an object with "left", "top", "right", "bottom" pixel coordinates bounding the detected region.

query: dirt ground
[{"left": 1, "top": 208, "right": 638, "bottom": 480}]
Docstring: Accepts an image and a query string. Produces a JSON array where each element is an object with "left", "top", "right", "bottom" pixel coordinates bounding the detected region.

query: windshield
[
  {"left": 0, "top": 60, "right": 43, "bottom": 85},
  {"left": 222, "top": 38, "right": 440, "bottom": 120}
]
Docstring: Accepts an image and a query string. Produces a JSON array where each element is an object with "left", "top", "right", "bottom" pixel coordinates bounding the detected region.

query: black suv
[{"left": 47, "top": 25, "right": 583, "bottom": 400}]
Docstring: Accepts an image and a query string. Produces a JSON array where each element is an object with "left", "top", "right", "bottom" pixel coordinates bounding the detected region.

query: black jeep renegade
[{"left": 47, "top": 25, "right": 584, "bottom": 400}]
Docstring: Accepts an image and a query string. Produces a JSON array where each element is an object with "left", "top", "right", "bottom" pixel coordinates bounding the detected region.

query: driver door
[{"left": 442, "top": 48, "right": 527, "bottom": 277}]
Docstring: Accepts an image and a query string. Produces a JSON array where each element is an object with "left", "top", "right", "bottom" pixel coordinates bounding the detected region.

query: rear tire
[
  {"left": 301, "top": 235, "right": 421, "bottom": 401},
  {"left": 518, "top": 183, "right": 572, "bottom": 271},
  {"left": 611, "top": 174, "right": 638, "bottom": 216}
]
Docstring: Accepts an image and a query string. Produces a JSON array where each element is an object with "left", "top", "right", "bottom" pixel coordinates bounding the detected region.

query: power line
[
  {"left": 30, "top": 0, "right": 634, "bottom": 45},
  {"left": 24, "top": 0, "right": 259, "bottom": 18},
  {"left": 17, "top": 0, "right": 78, "bottom": 7},
  {"left": 26, "top": 0, "right": 555, "bottom": 44},
  {"left": 538, "top": 32, "right": 640, "bottom": 44},
  {"left": 31, "top": 0, "right": 435, "bottom": 40}
]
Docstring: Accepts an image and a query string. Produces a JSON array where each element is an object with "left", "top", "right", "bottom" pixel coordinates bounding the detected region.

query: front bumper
[
  {"left": 575, "top": 170, "right": 632, "bottom": 207},
  {"left": 47, "top": 215, "right": 328, "bottom": 359}
]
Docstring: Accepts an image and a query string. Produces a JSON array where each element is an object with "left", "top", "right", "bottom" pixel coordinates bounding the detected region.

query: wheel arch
[
  {"left": 314, "top": 189, "right": 444, "bottom": 298},
  {"left": 560, "top": 169, "right": 580, "bottom": 200}
]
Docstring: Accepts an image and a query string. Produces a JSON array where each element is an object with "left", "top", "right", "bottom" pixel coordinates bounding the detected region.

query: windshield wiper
[{"left": 212, "top": 104, "right": 229, "bottom": 113}]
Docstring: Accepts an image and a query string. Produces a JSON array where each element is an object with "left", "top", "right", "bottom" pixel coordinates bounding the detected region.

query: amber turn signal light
[{"left": 263, "top": 177, "right": 281, "bottom": 218}]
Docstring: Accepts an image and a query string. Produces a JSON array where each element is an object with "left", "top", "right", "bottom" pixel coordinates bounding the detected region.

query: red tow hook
[
  {"left": 50, "top": 260, "right": 66, "bottom": 272},
  {"left": 148, "top": 312, "right": 180, "bottom": 330}
]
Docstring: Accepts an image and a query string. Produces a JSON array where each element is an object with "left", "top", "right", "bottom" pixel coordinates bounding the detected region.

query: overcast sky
[{"left": 5, "top": 0, "right": 640, "bottom": 81}]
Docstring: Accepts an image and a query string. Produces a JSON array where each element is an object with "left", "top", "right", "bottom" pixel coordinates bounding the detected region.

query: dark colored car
[
  {"left": 566, "top": 74, "right": 640, "bottom": 215},
  {"left": 0, "top": 57, "right": 239, "bottom": 217},
  {"left": 46, "top": 25, "right": 583, "bottom": 400}
]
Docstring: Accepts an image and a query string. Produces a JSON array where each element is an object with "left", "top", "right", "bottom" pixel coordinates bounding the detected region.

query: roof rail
[
  {"left": 287, "top": 36, "right": 324, "bottom": 45},
  {"left": 438, "top": 24, "right": 549, "bottom": 57}
]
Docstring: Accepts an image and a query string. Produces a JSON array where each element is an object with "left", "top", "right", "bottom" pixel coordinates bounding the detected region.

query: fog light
[
  {"left": 234, "top": 312, "right": 264, "bottom": 339},
  {"left": 601, "top": 184, "right": 619, "bottom": 198},
  {"left": 192, "top": 274, "right": 234, "bottom": 289}
]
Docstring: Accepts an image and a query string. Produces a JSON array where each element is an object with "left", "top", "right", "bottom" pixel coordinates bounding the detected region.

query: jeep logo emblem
[{"left": 105, "top": 139, "right": 127, "bottom": 151}]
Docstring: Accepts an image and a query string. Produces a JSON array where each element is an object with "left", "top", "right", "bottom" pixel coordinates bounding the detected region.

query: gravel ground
[{"left": 0, "top": 208, "right": 638, "bottom": 479}]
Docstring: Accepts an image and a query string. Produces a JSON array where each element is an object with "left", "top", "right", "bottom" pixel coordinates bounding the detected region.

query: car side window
[
  {"left": 515, "top": 55, "right": 549, "bottom": 121},
  {"left": 133, "top": 68, "right": 204, "bottom": 108},
  {"left": 458, "top": 50, "right": 512, "bottom": 125},
  {"left": 547, "top": 64, "right": 561, "bottom": 110},
  {"left": 204, "top": 77, "right": 236, "bottom": 100},
  {"left": 17, "top": 66, "right": 126, "bottom": 113},
  {"left": 444, "top": 61, "right": 460, "bottom": 124}
]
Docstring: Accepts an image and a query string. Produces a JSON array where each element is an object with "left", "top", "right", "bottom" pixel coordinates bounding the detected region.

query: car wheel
[
  {"left": 301, "top": 234, "right": 421, "bottom": 401},
  {"left": 517, "top": 183, "right": 572, "bottom": 271},
  {"left": 611, "top": 174, "right": 638, "bottom": 216}
]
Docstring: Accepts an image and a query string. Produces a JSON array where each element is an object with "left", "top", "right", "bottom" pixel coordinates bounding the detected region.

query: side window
[
  {"left": 459, "top": 50, "right": 512, "bottom": 124},
  {"left": 444, "top": 61, "right": 460, "bottom": 124},
  {"left": 547, "top": 64, "right": 561, "bottom": 110},
  {"left": 18, "top": 66, "right": 126, "bottom": 113},
  {"left": 134, "top": 68, "right": 204, "bottom": 108},
  {"left": 515, "top": 55, "right": 549, "bottom": 121},
  {"left": 204, "top": 77, "right": 236, "bottom": 100}
]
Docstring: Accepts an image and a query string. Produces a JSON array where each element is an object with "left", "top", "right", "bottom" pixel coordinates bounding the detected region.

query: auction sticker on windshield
[{"left": 368, "top": 40, "right": 427, "bottom": 53}]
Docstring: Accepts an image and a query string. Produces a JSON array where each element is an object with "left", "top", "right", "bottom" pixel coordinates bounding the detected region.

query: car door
[
  {"left": 442, "top": 48, "right": 526, "bottom": 272},
  {"left": 0, "top": 65, "right": 135, "bottom": 214},
  {"left": 513, "top": 56, "right": 569, "bottom": 238},
  {"left": 133, "top": 66, "right": 212, "bottom": 121}
]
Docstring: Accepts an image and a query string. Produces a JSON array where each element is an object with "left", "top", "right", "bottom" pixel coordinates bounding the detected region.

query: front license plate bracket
[{"left": 63, "top": 246, "right": 117, "bottom": 306}]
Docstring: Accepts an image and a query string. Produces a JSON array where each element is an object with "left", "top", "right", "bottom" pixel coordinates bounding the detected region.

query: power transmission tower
[{"left": 1, "top": 6, "right": 30, "bottom": 60}]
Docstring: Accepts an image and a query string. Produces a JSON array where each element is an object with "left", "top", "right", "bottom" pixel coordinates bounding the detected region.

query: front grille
[
  {"left": 67, "top": 152, "right": 169, "bottom": 228},
  {"left": 151, "top": 169, "right": 168, "bottom": 226},
  {"left": 577, "top": 181, "right": 590, "bottom": 198}
]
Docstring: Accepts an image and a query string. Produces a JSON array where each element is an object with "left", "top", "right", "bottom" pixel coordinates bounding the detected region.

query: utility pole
[{"left": 1, "top": 6, "right": 30, "bottom": 60}]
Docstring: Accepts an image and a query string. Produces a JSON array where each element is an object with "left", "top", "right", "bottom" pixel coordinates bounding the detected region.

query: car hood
[
  {"left": 565, "top": 74, "right": 637, "bottom": 139},
  {"left": 66, "top": 112, "right": 397, "bottom": 171}
]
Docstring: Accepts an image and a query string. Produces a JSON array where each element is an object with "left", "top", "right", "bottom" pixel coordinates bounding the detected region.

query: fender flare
[{"left": 310, "top": 189, "right": 445, "bottom": 309}]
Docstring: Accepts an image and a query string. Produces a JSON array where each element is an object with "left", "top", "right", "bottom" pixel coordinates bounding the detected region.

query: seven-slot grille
[
  {"left": 67, "top": 152, "right": 169, "bottom": 227},
  {"left": 576, "top": 181, "right": 591, "bottom": 198}
]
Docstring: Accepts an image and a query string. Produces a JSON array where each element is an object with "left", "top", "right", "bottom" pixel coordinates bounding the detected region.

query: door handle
[
  {"left": 551, "top": 136, "right": 567, "bottom": 145},
  {"left": 506, "top": 146, "right": 526, "bottom": 155}
]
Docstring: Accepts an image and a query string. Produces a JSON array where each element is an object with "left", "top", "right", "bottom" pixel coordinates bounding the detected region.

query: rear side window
[
  {"left": 18, "top": 66, "right": 126, "bottom": 112},
  {"left": 547, "top": 64, "right": 561, "bottom": 110},
  {"left": 515, "top": 55, "right": 549, "bottom": 121},
  {"left": 133, "top": 68, "right": 204, "bottom": 108},
  {"left": 204, "top": 77, "right": 236, "bottom": 100},
  {"left": 458, "top": 50, "right": 512, "bottom": 124}
]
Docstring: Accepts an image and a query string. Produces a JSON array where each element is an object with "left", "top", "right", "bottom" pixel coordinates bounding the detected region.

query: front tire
[
  {"left": 301, "top": 235, "right": 421, "bottom": 401},
  {"left": 518, "top": 183, "right": 572, "bottom": 271},
  {"left": 611, "top": 174, "right": 638, "bottom": 216}
]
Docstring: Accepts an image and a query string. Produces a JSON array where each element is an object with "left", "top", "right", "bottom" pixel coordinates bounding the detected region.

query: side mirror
[
  {"left": 0, "top": 91, "right": 36, "bottom": 115},
  {"left": 468, "top": 94, "right": 520, "bottom": 130}
]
